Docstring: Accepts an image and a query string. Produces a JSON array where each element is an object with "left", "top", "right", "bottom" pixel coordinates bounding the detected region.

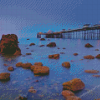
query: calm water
[{"left": 0, "top": 38, "right": 100, "bottom": 100}]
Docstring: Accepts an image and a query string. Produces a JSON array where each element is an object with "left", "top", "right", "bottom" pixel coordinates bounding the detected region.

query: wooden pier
[{"left": 37, "top": 25, "right": 100, "bottom": 40}]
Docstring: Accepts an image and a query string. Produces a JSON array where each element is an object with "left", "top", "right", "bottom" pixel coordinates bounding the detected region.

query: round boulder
[
  {"left": 85, "top": 43, "right": 93, "bottom": 47},
  {"left": 47, "top": 42, "right": 56, "bottom": 47},
  {"left": 62, "top": 78, "right": 85, "bottom": 91},
  {"left": 96, "top": 54, "right": 100, "bottom": 59},
  {"left": 62, "top": 62, "right": 70, "bottom": 68},
  {"left": 8, "top": 66, "right": 14, "bottom": 71},
  {"left": 0, "top": 73, "right": 10, "bottom": 81},
  {"left": 84, "top": 55, "right": 94, "bottom": 59}
]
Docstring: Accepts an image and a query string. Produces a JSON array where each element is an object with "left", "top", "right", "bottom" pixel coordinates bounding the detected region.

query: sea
[{"left": 0, "top": 37, "right": 100, "bottom": 100}]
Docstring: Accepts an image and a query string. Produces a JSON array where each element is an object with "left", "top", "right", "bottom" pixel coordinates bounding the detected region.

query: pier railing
[{"left": 37, "top": 26, "right": 100, "bottom": 40}]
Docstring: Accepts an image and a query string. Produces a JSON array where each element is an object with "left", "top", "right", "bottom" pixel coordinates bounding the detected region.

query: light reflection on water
[{"left": 0, "top": 38, "right": 100, "bottom": 100}]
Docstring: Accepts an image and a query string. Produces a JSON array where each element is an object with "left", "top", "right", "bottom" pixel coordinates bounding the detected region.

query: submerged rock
[
  {"left": 48, "top": 54, "right": 59, "bottom": 59},
  {"left": 28, "top": 89, "right": 37, "bottom": 93},
  {"left": 73, "top": 53, "right": 78, "bottom": 56},
  {"left": 26, "top": 53, "right": 31, "bottom": 55},
  {"left": 66, "top": 96, "right": 82, "bottom": 100},
  {"left": 85, "top": 43, "right": 93, "bottom": 48},
  {"left": 39, "top": 45, "right": 45, "bottom": 47},
  {"left": 47, "top": 42, "right": 56, "bottom": 47},
  {"left": 0, "top": 34, "right": 21, "bottom": 55},
  {"left": 62, "top": 78, "right": 85, "bottom": 91},
  {"left": 16, "top": 62, "right": 23, "bottom": 67},
  {"left": 62, "top": 62, "right": 70, "bottom": 68},
  {"left": 84, "top": 55, "right": 94, "bottom": 59},
  {"left": 0, "top": 72, "right": 10, "bottom": 81},
  {"left": 84, "top": 70, "right": 99, "bottom": 74},
  {"left": 22, "top": 63, "right": 32, "bottom": 69},
  {"left": 40, "top": 38, "right": 45, "bottom": 40}
]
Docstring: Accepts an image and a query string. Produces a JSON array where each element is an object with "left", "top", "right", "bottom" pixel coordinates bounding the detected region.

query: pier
[{"left": 37, "top": 24, "right": 100, "bottom": 40}]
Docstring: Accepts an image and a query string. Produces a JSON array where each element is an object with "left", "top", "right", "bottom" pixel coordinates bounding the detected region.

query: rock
[
  {"left": 34, "top": 62, "right": 43, "bottom": 66},
  {"left": 62, "top": 78, "right": 85, "bottom": 91},
  {"left": 73, "top": 53, "right": 78, "bottom": 56},
  {"left": 47, "top": 42, "right": 56, "bottom": 47},
  {"left": 0, "top": 34, "right": 21, "bottom": 55},
  {"left": 57, "top": 47, "right": 60, "bottom": 49},
  {"left": 84, "top": 70, "right": 99, "bottom": 74},
  {"left": 26, "top": 48, "right": 29, "bottom": 49},
  {"left": 96, "top": 99, "right": 100, "bottom": 100},
  {"left": 62, "top": 90, "right": 75, "bottom": 98},
  {"left": 33, "top": 66, "right": 49, "bottom": 76},
  {"left": 40, "top": 38, "right": 45, "bottom": 40},
  {"left": 95, "top": 49, "right": 99, "bottom": 51},
  {"left": 16, "top": 62, "right": 23, "bottom": 67},
  {"left": 0, "top": 72, "right": 10, "bottom": 81},
  {"left": 28, "top": 89, "right": 37, "bottom": 93},
  {"left": 3, "top": 64, "right": 8, "bottom": 66},
  {"left": 39, "top": 45, "right": 45, "bottom": 47},
  {"left": 27, "top": 39, "right": 29, "bottom": 40},
  {"left": 60, "top": 52, "right": 65, "bottom": 54},
  {"left": 22, "top": 63, "right": 32, "bottom": 69},
  {"left": 92, "top": 75, "right": 100, "bottom": 77},
  {"left": 85, "top": 43, "right": 93, "bottom": 47},
  {"left": 26, "top": 53, "right": 31, "bottom": 55},
  {"left": 19, "top": 95, "right": 27, "bottom": 100},
  {"left": 63, "top": 48, "right": 66, "bottom": 49},
  {"left": 35, "top": 80, "right": 39, "bottom": 82},
  {"left": 66, "top": 96, "right": 82, "bottom": 100},
  {"left": 8, "top": 66, "right": 14, "bottom": 71},
  {"left": 62, "top": 62, "right": 70, "bottom": 68},
  {"left": 31, "top": 50, "right": 34, "bottom": 52},
  {"left": 30, "top": 86, "right": 34, "bottom": 89},
  {"left": 48, "top": 54, "right": 59, "bottom": 59},
  {"left": 30, "top": 65, "right": 37, "bottom": 71},
  {"left": 29, "top": 43, "right": 35, "bottom": 46},
  {"left": 84, "top": 55, "right": 94, "bottom": 59},
  {"left": 96, "top": 54, "right": 100, "bottom": 59}
]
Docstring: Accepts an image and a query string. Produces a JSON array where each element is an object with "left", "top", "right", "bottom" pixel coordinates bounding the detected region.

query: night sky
[{"left": 0, "top": 0, "right": 100, "bottom": 38}]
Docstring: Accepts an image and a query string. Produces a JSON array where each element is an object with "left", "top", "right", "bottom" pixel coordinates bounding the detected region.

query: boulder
[
  {"left": 22, "top": 63, "right": 32, "bottom": 69},
  {"left": 0, "top": 34, "right": 21, "bottom": 55},
  {"left": 84, "top": 55, "right": 94, "bottom": 59},
  {"left": 62, "top": 78, "right": 85, "bottom": 91},
  {"left": 34, "top": 62, "right": 43, "bottom": 66},
  {"left": 29, "top": 43, "right": 35, "bottom": 46},
  {"left": 84, "top": 70, "right": 99, "bottom": 74},
  {"left": 73, "top": 53, "right": 78, "bottom": 56},
  {"left": 62, "top": 90, "right": 75, "bottom": 98},
  {"left": 8, "top": 66, "right": 14, "bottom": 71},
  {"left": 0, "top": 72, "right": 10, "bottom": 81},
  {"left": 26, "top": 53, "right": 31, "bottom": 55},
  {"left": 48, "top": 54, "right": 59, "bottom": 59},
  {"left": 16, "top": 62, "right": 23, "bottom": 67},
  {"left": 33, "top": 66, "right": 49, "bottom": 76},
  {"left": 40, "top": 38, "right": 45, "bottom": 40},
  {"left": 62, "top": 62, "right": 70, "bottom": 68},
  {"left": 96, "top": 54, "right": 100, "bottom": 59},
  {"left": 39, "top": 45, "right": 45, "bottom": 47},
  {"left": 66, "top": 96, "right": 82, "bottom": 100},
  {"left": 85, "top": 43, "right": 93, "bottom": 47},
  {"left": 47, "top": 42, "right": 56, "bottom": 47}
]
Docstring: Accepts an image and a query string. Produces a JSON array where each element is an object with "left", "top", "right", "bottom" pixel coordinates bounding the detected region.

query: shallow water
[{"left": 0, "top": 38, "right": 100, "bottom": 100}]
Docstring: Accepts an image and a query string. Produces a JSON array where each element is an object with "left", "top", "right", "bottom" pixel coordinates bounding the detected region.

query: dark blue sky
[{"left": 0, "top": 0, "right": 100, "bottom": 38}]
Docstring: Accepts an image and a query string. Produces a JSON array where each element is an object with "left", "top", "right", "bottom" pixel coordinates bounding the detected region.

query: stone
[
  {"left": 19, "top": 95, "right": 27, "bottom": 100},
  {"left": 84, "top": 70, "right": 99, "bottom": 74},
  {"left": 62, "top": 62, "right": 70, "bottom": 68},
  {"left": 22, "top": 63, "right": 32, "bottom": 69},
  {"left": 33, "top": 66, "right": 49, "bottom": 76},
  {"left": 34, "top": 62, "right": 43, "bottom": 66},
  {"left": 3, "top": 64, "right": 8, "bottom": 66},
  {"left": 0, "top": 72, "right": 10, "bottom": 81},
  {"left": 63, "top": 48, "right": 66, "bottom": 49},
  {"left": 30, "top": 86, "right": 34, "bottom": 89},
  {"left": 92, "top": 75, "right": 100, "bottom": 77},
  {"left": 39, "top": 45, "right": 45, "bottom": 47},
  {"left": 95, "top": 49, "right": 99, "bottom": 51},
  {"left": 47, "top": 42, "right": 56, "bottom": 47},
  {"left": 26, "top": 53, "right": 31, "bottom": 55},
  {"left": 29, "top": 43, "right": 35, "bottom": 46},
  {"left": 85, "top": 43, "right": 93, "bottom": 47},
  {"left": 26, "top": 48, "right": 29, "bottom": 49},
  {"left": 73, "top": 53, "right": 78, "bottom": 56},
  {"left": 28, "top": 89, "right": 37, "bottom": 93},
  {"left": 60, "top": 52, "right": 65, "bottom": 54},
  {"left": 62, "top": 90, "right": 75, "bottom": 98},
  {"left": 66, "top": 96, "right": 82, "bottom": 100},
  {"left": 40, "top": 38, "right": 45, "bottom": 40},
  {"left": 84, "top": 55, "right": 94, "bottom": 59},
  {"left": 27, "top": 39, "right": 29, "bottom": 40},
  {"left": 96, "top": 54, "right": 100, "bottom": 59},
  {"left": 62, "top": 78, "right": 85, "bottom": 91},
  {"left": 8, "top": 66, "right": 14, "bottom": 71},
  {"left": 16, "top": 62, "right": 23, "bottom": 67},
  {"left": 48, "top": 54, "right": 59, "bottom": 59},
  {"left": 0, "top": 34, "right": 21, "bottom": 55}
]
